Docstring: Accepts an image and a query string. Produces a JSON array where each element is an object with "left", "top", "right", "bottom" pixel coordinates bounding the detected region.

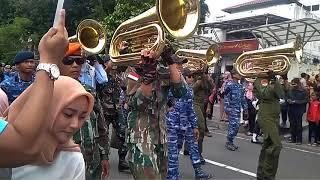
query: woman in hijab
[
  {"left": 0, "top": 9, "right": 68, "bottom": 167},
  {"left": 219, "top": 71, "right": 232, "bottom": 121},
  {"left": 5, "top": 76, "right": 94, "bottom": 180},
  {"left": 0, "top": 88, "right": 8, "bottom": 117},
  {"left": 245, "top": 82, "right": 256, "bottom": 136}
]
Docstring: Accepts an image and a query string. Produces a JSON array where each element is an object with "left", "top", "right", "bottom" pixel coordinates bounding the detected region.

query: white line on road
[
  {"left": 179, "top": 152, "right": 257, "bottom": 177},
  {"left": 211, "top": 131, "right": 320, "bottom": 156}
]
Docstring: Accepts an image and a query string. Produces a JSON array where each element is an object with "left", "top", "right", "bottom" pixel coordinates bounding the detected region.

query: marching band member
[
  {"left": 126, "top": 47, "right": 187, "bottom": 179},
  {"left": 254, "top": 71, "right": 284, "bottom": 180}
]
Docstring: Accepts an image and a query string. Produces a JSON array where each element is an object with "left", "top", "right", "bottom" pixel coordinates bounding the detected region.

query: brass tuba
[
  {"left": 234, "top": 35, "right": 303, "bottom": 78},
  {"left": 69, "top": 19, "right": 106, "bottom": 55},
  {"left": 109, "top": 0, "right": 200, "bottom": 66},
  {"left": 176, "top": 44, "right": 220, "bottom": 72}
]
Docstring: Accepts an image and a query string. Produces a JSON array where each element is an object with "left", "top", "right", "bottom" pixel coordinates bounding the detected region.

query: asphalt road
[{"left": 107, "top": 129, "right": 320, "bottom": 180}]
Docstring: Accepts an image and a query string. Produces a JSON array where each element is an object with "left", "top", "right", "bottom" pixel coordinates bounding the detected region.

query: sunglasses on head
[{"left": 62, "top": 56, "right": 85, "bottom": 65}]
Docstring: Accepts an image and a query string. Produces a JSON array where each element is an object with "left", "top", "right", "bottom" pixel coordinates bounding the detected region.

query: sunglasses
[{"left": 62, "top": 57, "right": 85, "bottom": 65}]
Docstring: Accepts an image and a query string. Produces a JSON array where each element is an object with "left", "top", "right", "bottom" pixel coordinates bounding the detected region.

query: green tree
[
  {"left": 0, "top": 17, "right": 33, "bottom": 64},
  {"left": 103, "top": 0, "right": 154, "bottom": 41},
  {"left": 200, "top": 0, "right": 210, "bottom": 23}
]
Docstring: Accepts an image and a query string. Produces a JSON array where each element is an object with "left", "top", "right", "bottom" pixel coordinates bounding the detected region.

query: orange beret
[{"left": 65, "top": 42, "right": 82, "bottom": 57}]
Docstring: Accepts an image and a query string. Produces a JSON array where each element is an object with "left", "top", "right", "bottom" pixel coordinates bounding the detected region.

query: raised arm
[{"left": 0, "top": 10, "right": 68, "bottom": 167}]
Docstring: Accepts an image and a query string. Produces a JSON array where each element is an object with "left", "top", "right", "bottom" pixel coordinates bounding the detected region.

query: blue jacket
[
  {"left": 0, "top": 72, "right": 34, "bottom": 104},
  {"left": 79, "top": 62, "right": 108, "bottom": 90},
  {"left": 224, "top": 80, "right": 248, "bottom": 112},
  {"left": 166, "top": 84, "right": 197, "bottom": 130}
]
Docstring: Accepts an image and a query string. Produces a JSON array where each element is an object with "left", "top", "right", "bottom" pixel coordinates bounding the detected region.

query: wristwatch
[{"left": 36, "top": 63, "right": 60, "bottom": 80}]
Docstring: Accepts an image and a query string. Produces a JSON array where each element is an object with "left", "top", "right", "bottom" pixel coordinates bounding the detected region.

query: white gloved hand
[{"left": 279, "top": 99, "right": 285, "bottom": 104}]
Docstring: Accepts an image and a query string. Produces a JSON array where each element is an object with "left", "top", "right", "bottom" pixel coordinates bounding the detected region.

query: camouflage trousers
[
  {"left": 106, "top": 114, "right": 127, "bottom": 157},
  {"left": 167, "top": 127, "right": 201, "bottom": 180},
  {"left": 74, "top": 130, "right": 102, "bottom": 180},
  {"left": 226, "top": 108, "right": 241, "bottom": 143},
  {"left": 127, "top": 143, "right": 167, "bottom": 180}
]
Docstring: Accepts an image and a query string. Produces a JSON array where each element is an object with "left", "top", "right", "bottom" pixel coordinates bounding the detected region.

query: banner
[{"left": 219, "top": 39, "right": 259, "bottom": 55}]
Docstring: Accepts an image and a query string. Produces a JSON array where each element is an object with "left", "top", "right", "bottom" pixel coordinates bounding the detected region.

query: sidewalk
[
  {"left": 206, "top": 103, "right": 309, "bottom": 135},
  {"left": 206, "top": 104, "right": 320, "bottom": 151}
]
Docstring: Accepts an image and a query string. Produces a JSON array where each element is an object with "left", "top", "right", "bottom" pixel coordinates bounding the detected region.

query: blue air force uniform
[
  {"left": 166, "top": 84, "right": 201, "bottom": 179},
  {"left": 224, "top": 80, "right": 248, "bottom": 144},
  {"left": 0, "top": 72, "right": 34, "bottom": 104}
]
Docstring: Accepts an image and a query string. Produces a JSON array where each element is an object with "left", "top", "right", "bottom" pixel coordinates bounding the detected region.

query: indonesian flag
[{"left": 128, "top": 72, "right": 141, "bottom": 81}]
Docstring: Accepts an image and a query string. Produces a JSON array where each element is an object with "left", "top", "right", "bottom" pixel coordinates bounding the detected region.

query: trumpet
[
  {"left": 176, "top": 44, "right": 220, "bottom": 72},
  {"left": 109, "top": 0, "right": 200, "bottom": 66},
  {"left": 234, "top": 35, "right": 303, "bottom": 78},
  {"left": 68, "top": 19, "right": 106, "bottom": 55}
]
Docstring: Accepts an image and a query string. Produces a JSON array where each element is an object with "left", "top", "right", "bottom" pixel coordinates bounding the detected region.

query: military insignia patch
[{"left": 261, "top": 79, "right": 269, "bottom": 86}]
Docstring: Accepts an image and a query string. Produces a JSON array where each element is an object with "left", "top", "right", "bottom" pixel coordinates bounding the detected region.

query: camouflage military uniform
[
  {"left": 127, "top": 78, "right": 186, "bottom": 179},
  {"left": 0, "top": 72, "right": 34, "bottom": 104},
  {"left": 166, "top": 84, "right": 203, "bottom": 179},
  {"left": 73, "top": 84, "right": 109, "bottom": 180},
  {"left": 224, "top": 80, "right": 248, "bottom": 148},
  {"left": 97, "top": 73, "right": 127, "bottom": 160}
]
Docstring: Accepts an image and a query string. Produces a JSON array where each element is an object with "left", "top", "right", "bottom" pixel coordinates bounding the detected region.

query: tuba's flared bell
[
  {"left": 69, "top": 19, "right": 106, "bottom": 55},
  {"left": 109, "top": 0, "right": 200, "bottom": 66}
]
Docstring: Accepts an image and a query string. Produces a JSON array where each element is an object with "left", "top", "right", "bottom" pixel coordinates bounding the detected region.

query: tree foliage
[
  {"left": 103, "top": 0, "right": 154, "bottom": 41},
  {"left": 0, "top": 18, "right": 33, "bottom": 64},
  {"left": 200, "top": 0, "right": 210, "bottom": 23},
  {"left": 0, "top": 0, "right": 210, "bottom": 64}
]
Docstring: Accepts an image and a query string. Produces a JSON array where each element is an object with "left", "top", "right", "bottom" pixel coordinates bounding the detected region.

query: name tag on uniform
[{"left": 0, "top": 119, "right": 8, "bottom": 135}]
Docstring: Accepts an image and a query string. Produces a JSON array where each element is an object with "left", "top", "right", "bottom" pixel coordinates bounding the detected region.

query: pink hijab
[
  {"left": 5, "top": 76, "right": 94, "bottom": 164},
  {"left": 0, "top": 88, "right": 9, "bottom": 117},
  {"left": 246, "top": 82, "right": 254, "bottom": 100}
]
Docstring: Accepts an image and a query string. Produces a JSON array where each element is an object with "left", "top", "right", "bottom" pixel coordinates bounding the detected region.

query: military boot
[
  {"left": 225, "top": 142, "right": 236, "bottom": 151},
  {"left": 118, "top": 156, "right": 130, "bottom": 172},
  {"left": 194, "top": 164, "right": 213, "bottom": 180},
  {"left": 200, "top": 154, "right": 206, "bottom": 165}
]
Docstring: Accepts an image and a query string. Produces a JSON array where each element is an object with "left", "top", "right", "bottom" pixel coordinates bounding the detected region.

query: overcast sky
[{"left": 205, "top": 0, "right": 253, "bottom": 21}]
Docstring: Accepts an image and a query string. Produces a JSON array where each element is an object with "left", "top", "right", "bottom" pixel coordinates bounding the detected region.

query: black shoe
[
  {"left": 118, "top": 160, "right": 130, "bottom": 172},
  {"left": 205, "top": 132, "right": 213, "bottom": 137},
  {"left": 225, "top": 142, "right": 236, "bottom": 151},
  {"left": 200, "top": 155, "right": 206, "bottom": 165},
  {"left": 183, "top": 150, "right": 190, "bottom": 155}
]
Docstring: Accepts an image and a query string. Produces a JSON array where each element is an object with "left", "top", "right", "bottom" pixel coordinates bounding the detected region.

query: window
[
  {"left": 305, "top": 6, "right": 311, "bottom": 11},
  {"left": 312, "top": 5, "right": 319, "bottom": 11}
]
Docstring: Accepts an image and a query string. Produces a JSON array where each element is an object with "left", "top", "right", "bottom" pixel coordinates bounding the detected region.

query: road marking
[
  {"left": 179, "top": 152, "right": 257, "bottom": 177},
  {"left": 211, "top": 131, "right": 320, "bottom": 156}
]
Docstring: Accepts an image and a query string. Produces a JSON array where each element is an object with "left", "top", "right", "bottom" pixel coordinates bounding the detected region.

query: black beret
[{"left": 14, "top": 51, "right": 34, "bottom": 65}]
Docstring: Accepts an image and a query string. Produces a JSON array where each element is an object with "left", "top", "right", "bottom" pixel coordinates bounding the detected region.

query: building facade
[{"left": 199, "top": 0, "right": 320, "bottom": 79}]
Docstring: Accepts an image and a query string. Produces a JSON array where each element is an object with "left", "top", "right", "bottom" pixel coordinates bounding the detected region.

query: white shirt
[{"left": 12, "top": 151, "right": 85, "bottom": 180}]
